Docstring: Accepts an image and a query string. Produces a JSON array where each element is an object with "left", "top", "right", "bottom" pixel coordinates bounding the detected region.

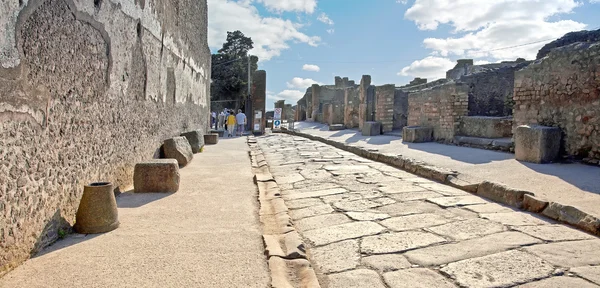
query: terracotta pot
[{"left": 74, "top": 182, "right": 119, "bottom": 234}]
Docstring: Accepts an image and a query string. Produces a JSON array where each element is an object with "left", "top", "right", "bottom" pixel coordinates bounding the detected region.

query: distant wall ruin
[{"left": 0, "top": 0, "right": 211, "bottom": 274}]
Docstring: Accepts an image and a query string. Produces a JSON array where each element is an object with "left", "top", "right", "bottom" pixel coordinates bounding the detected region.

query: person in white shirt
[
  {"left": 235, "top": 109, "right": 247, "bottom": 137},
  {"left": 211, "top": 111, "right": 217, "bottom": 129}
]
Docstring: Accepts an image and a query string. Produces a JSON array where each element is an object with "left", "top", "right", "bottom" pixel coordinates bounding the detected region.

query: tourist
[
  {"left": 227, "top": 110, "right": 236, "bottom": 137},
  {"left": 211, "top": 111, "right": 217, "bottom": 129},
  {"left": 218, "top": 110, "right": 225, "bottom": 130},
  {"left": 236, "top": 109, "right": 247, "bottom": 137}
]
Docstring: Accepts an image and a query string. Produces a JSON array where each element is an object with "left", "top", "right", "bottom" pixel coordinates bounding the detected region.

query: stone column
[
  {"left": 251, "top": 70, "right": 267, "bottom": 133},
  {"left": 311, "top": 84, "right": 321, "bottom": 121},
  {"left": 358, "top": 75, "right": 371, "bottom": 130},
  {"left": 375, "top": 84, "right": 396, "bottom": 133}
]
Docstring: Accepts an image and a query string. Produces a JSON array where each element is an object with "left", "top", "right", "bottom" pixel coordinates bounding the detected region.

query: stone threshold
[
  {"left": 452, "top": 136, "right": 513, "bottom": 152},
  {"left": 275, "top": 129, "right": 600, "bottom": 237},
  {"left": 247, "top": 136, "right": 321, "bottom": 288}
]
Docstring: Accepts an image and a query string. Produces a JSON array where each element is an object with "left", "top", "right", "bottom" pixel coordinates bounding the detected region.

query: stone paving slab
[
  {"left": 286, "top": 198, "right": 324, "bottom": 209},
  {"left": 289, "top": 204, "right": 334, "bottom": 220},
  {"left": 303, "top": 221, "right": 386, "bottom": 246},
  {"left": 480, "top": 212, "right": 549, "bottom": 226},
  {"left": 525, "top": 239, "right": 600, "bottom": 267},
  {"left": 464, "top": 203, "right": 517, "bottom": 214},
  {"left": 516, "top": 276, "right": 600, "bottom": 287},
  {"left": 427, "top": 195, "right": 490, "bottom": 208},
  {"left": 310, "top": 240, "right": 360, "bottom": 274},
  {"left": 327, "top": 269, "right": 386, "bottom": 288},
  {"left": 361, "top": 231, "right": 446, "bottom": 254},
  {"left": 283, "top": 187, "right": 347, "bottom": 200},
  {"left": 571, "top": 266, "right": 600, "bottom": 285},
  {"left": 512, "top": 224, "right": 596, "bottom": 242},
  {"left": 388, "top": 190, "right": 444, "bottom": 202},
  {"left": 441, "top": 250, "right": 555, "bottom": 287},
  {"left": 375, "top": 201, "right": 445, "bottom": 216},
  {"left": 404, "top": 231, "right": 541, "bottom": 266},
  {"left": 380, "top": 213, "right": 455, "bottom": 232},
  {"left": 332, "top": 199, "right": 381, "bottom": 212},
  {"left": 361, "top": 254, "right": 412, "bottom": 272},
  {"left": 346, "top": 212, "right": 391, "bottom": 221},
  {"left": 383, "top": 268, "right": 457, "bottom": 288},
  {"left": 427, "top": 218, "right": 505, "bottom": 240},
  {"left": 294, "top": 213, "right": 352, "bottom": 232}
]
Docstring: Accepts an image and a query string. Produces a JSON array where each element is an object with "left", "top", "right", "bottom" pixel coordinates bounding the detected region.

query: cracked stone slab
[
  {"left": 516, "top": 276, "right": 599, "bottom": 288},
  {"left": 417, "top": 182, "right": 470, "bottom": 196},
  {"left": 327, "top": 269, "right": 387, "bottom": 288},
  {"left": 389, "top": 191, "right": 444, "bottom": 202},
  {"left": 378, "top": 184, "right": 429, "bottom": 194},
  {"left": 525, "top": 239, "right": 600, "bottom": 267},
  {"left": 299, "top": 169, "right": 332, "bottom": 180},
  {"left": 511, "top": 224, "right": 596, "bottom": 242},
  {"left": 481, "top": 212, "right": 549, "bottom": 226},
  {"left": 571, "top": 266, "right": 600, "bottom": 285},
  {"left": 370, "top": 197, "right": 396, "bottom": 206},
  {"left": 404, "top": 231, "right": 541, "bottom": 266},
  {"left": 361, "top": 231, "right": 446, "bottom": 254},
  {"left": 291, "top": 182, "right": 339, "bottom": 192},
  {"left": 310, "top": 240, "right": 360, "bottom": 274},
  {"left": 332, "top": 199, "right": 381, "bottom": 212},
  {"left": 274, "top": 173, "right": 305, "bottom": 184},
  {"left": 464, "top": 203, "right": 516, "bottom": 214},
  {"left": 321, "top": 193, "right": 364, "bottom": 204},
  {"left": 294, "top": 213, "right": 352, "bottom": 232},
  {"left": 361, "top": 254, "right": 412, "bottom": 272},
  {"left": 284, "top": 188, "right": 348, "bottom": 200},
  {"left": 427, "top": 218, "right": 506, "bottom": 240},
  {"left": 346, "top": 212, "right": 391, "bottom": 221},
  {"left": 383, "top": 171, "right": 419, "bottom": 179},
  {"left": 375, "top": 201, "right": 445, "bottom": 216},
  {"left": 383, "top": 268, "right": 457, "bottom": 288},
  {"left": 286, "top": 198, "right": 324, "bottom": 210},
  {"left": 381, "top": 213, "right": 455, "bottom": 232},
  {"left": 289, "top": 204, "right": 334, "bottom": 220},
  {"left": 427, "top": 195, "right": 490, "bottom": 208},
  {"left": 304, "top": 221, "right": 386, "bottom": 246},
  {"left": 323, "top": 165, "right": 372, "bottom": 172},
  {"left": 440, "top": 250, "right": 555, "bottom": 287}
]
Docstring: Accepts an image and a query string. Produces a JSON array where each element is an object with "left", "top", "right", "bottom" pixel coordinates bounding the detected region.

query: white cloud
[
  {"left": 286, "top": 77, "right": 324, "bottom": 89},
  {"left": 257, "top": 0, "right": 317, "bottom": 13},
  {"left": 317, "top": 13, "right": 334, "bottom": 25},
  {"left": 398, "top": 56, "right": 455, "bottom": 80},
  {"left": 208, "top": 0, "right": 321, "bottom": 61},
  {"left": 302, "top": 64, "right": 320, "bottom": 72},
  {"left": 404, "top": 0, "right": 587, "bottom": 60},
  {"left": 397, "top": 0, "right": 408, "bottom": 3},
  {"left": 267, "top": 90, "right": 305, "bottom": 103},
  {"left": 327, "top": 29, "right": 335, "bottom": 34}
]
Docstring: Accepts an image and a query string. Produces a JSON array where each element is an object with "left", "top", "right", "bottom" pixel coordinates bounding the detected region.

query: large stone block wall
[
  {"left": 375, "top": 85, "right": 395, "bottom": 133},
  {"left": 514, "top": 42, "right": 600, "bottom": 160},
  {"left": 408, "top": 82, "right": 469, "bottom": 140},
  {"left": 393, "top": 89, "right": 409, "bottom": 130},
  {"left": 0, "top": 0, "right": 210, "bottom": 274}
]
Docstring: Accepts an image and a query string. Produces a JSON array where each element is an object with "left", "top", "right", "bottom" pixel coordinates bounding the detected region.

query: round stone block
[
  {"left": 74, "top": 182, "right": 119, "bottom": 234},
  {"left": 204, "top": 133, "right": 219, "bottom": 145}
]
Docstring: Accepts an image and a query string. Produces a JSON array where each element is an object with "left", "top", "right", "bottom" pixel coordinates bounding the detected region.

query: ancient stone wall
[
  {"left": 310, "top": 84, "right": 320, "bottom": 121},
  {"left": 514, "top": 42, "right": 600, "bottom": 160},
  {"left": 375, "top": 85, "right": 395, "bottom": 133},
  {"left": 344, "top": 87, "right": 360, "bottom": 128},
  {"left": 358, "top": 75, "right": 371, "bottom": 130},
  {"left": 0, "top": 0, "right": 210, "bottom": 274},
  {"left": 393, "top": 89, "right": 409, "bottom": 130},
  {"left": 408, "top": 82, "right": 469, "bottom": 140}
]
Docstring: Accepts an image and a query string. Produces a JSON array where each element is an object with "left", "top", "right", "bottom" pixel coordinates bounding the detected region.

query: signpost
[
  {"left": 274, "top": 108, "right": 282, "bottom": 120},
  {"left": 273, "top": 120, "right": 281, "bottom": 129}
]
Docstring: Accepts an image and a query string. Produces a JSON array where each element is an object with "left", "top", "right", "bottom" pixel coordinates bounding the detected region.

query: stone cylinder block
[
  {"left": 180, "top": 130, "right": 205, "bottom": 153},
  {"left": 163, "top": 136, "right": 194, "bottom": 167},
  {"left": 515, "top": 125, "right": 561, "bottom": 163},
  {"left": 204, "top": 133, "right": 219, "bottom": 145},
  {"left": 74, "top": 182, "right": 119, "bottom": 234},
  {"left": 134, "top": 159, "right": 180, "bottom": 193}
]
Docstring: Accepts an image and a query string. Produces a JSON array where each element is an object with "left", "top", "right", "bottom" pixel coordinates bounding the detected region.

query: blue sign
[{"left": 274, "top": 120, "right": 281, "bottom": 126}]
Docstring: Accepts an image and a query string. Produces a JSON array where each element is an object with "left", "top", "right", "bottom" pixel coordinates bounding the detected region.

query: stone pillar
[
  {"left": 323, "top": 103, "right": 332, "bottom": 125},
  {"left": 251, "top": 70, "right": 267, "bottom": 134},
  {"left": 275, "top": 100, "right": 285, "bottom": 119},
  {"left": 358, "top": 75, "right": 371, "bottom": 130},
  {"left": 344, "top": 88, "right": 360, "bottom": 128},
  {"left": 284, "top": 104, "right": 293, "bottom": 121},
  {"left": 335, "top": 76, "right": 343, "bottom": 88},
  {"left": 311, "top": 84, "right": 321, "bottom": 120},
  {"left": 375, "top": 84, "right": 395, "bottom": 133}
]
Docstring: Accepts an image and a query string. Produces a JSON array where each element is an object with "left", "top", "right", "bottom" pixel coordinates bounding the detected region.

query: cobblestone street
[{"left": 257, "top": 134, "right": 600, "bottom": 288}]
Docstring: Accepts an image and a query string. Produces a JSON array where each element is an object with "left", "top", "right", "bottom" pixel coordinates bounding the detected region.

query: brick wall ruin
[
  {"left": 344, "top": 87, "right": 360, "bottom": 128},
  {"left": 375, "top": 85, "right": 395, "bottom": 133},
  {"left": 393, "top": 89, "right": 409, "bottom": 130},
  {"left": 514, "top": 42, "right": 600, "bottom": 160},
  {"left": 407, "top": 82, "right": 469, "bottom": 141},
  {"left": 0, "top": 0, "right": 211, "bottom": 274}
]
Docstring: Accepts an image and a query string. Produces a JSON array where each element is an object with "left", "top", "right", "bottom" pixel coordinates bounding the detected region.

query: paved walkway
[
  {"left": 258, "top": 133, "right": 600, "bottom": 287},
  {"left": 0, "top": 137, "right": 269, "bottom": 287},
  {"left": 290, "top": 122, "right": 600, "bottom": 218}
]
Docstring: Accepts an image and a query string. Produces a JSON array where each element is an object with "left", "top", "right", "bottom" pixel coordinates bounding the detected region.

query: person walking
[
  {"left": 227, "top": 110, "right": 236, "bottom": 137},
  {"left": 218, "top": 110, "right": 225, "bottom": 130},
  {"left": 236, "top": 109, "right": 247, "bottom": 137},
  {"left": 211, "top": 111, "right": 217, "bottom": 129}
]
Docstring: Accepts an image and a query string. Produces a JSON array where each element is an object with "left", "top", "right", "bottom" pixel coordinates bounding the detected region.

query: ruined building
[{"left": 0, "top": 0, "right": 211, "bottom": 274}]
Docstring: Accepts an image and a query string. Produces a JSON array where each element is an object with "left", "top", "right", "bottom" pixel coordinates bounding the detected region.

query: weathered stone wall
[
  {"left": 393, "top": 89, "right": 409, "bottom": 130},
  {"left": 310, "top": 84, "right": 320, "bottom": 121},
  {"left": 358, "top": 75, "right": 371, "bottom": 130},
  {"left": 408, "top": 82, "right": 469, "bottom": 140},
  {"left": 0, "top": 0, "right": 210, "bottom": 274},
  {"left": 344, "top": 87, "right": 359, "bottom": 128},
  {"left": 514, "top": 42, "right": 600, "bottom": 160},
  {"left": 375, "top": 85, "right": 395, "bottom": 133}
]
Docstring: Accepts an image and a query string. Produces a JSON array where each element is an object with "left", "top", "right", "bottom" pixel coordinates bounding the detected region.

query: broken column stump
[
  {"left": 134, "top": 159, "right": 180, "bottom": 193},
  {"left": 180, "top": 130, "right": 205, "bottom": 153},
  {"left": 515, "top": 125, "right": 561, "bottom": 163},
  {"left": 74, "top": 182, "right": 120, "bottom": 234},
  {"left": 362, "top": 121, "right": 382, "bottom": 136},
  {"left": 204, "top": 133, "right": 219, "bottom": 145},
  {"left": 163, "top": 136, "right": 194, "bottom": 167},
  {"left": 403, "top": 126, "right": 433, "bottom": 143}
]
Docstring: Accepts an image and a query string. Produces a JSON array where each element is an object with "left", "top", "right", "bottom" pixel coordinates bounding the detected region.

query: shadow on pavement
[
  {"left": 518, "top": 161, "right": 600, "bottom": 195},
  {"left": 117, "top": 191, "right": 172, "bottom": 208},
  {"left": 405, "top": 142, "right": 513, "bottom": 164}
]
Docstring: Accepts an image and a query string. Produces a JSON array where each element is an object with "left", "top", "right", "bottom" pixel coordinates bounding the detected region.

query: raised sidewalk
[
  {"left": 0, "top": 137, "right": 269, "bottom": 287},
  {"left": 285, "top": 122, "right": 600, "bottom": 231}
]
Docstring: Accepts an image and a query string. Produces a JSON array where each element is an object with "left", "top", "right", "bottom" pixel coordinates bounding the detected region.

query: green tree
[{"left": 211, "top": 30, "right": 258, "bottom": 112}]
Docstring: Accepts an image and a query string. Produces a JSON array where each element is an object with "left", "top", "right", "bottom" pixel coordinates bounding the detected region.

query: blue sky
[{"left": 207, "top": 0, "right": 600, "bottom": 110}]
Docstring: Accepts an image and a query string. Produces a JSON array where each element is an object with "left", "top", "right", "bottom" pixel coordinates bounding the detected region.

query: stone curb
[
  {"left": 247, "top": 136, "right": 321, "bottom": 288},
  {"left": 275, "top": 130, "right": 600, "bottom": 237}
]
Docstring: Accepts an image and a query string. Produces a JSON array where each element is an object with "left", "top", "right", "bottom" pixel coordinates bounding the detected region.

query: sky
[{"left": 207, "top": 0, "right": 600, "bottom": 110}]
